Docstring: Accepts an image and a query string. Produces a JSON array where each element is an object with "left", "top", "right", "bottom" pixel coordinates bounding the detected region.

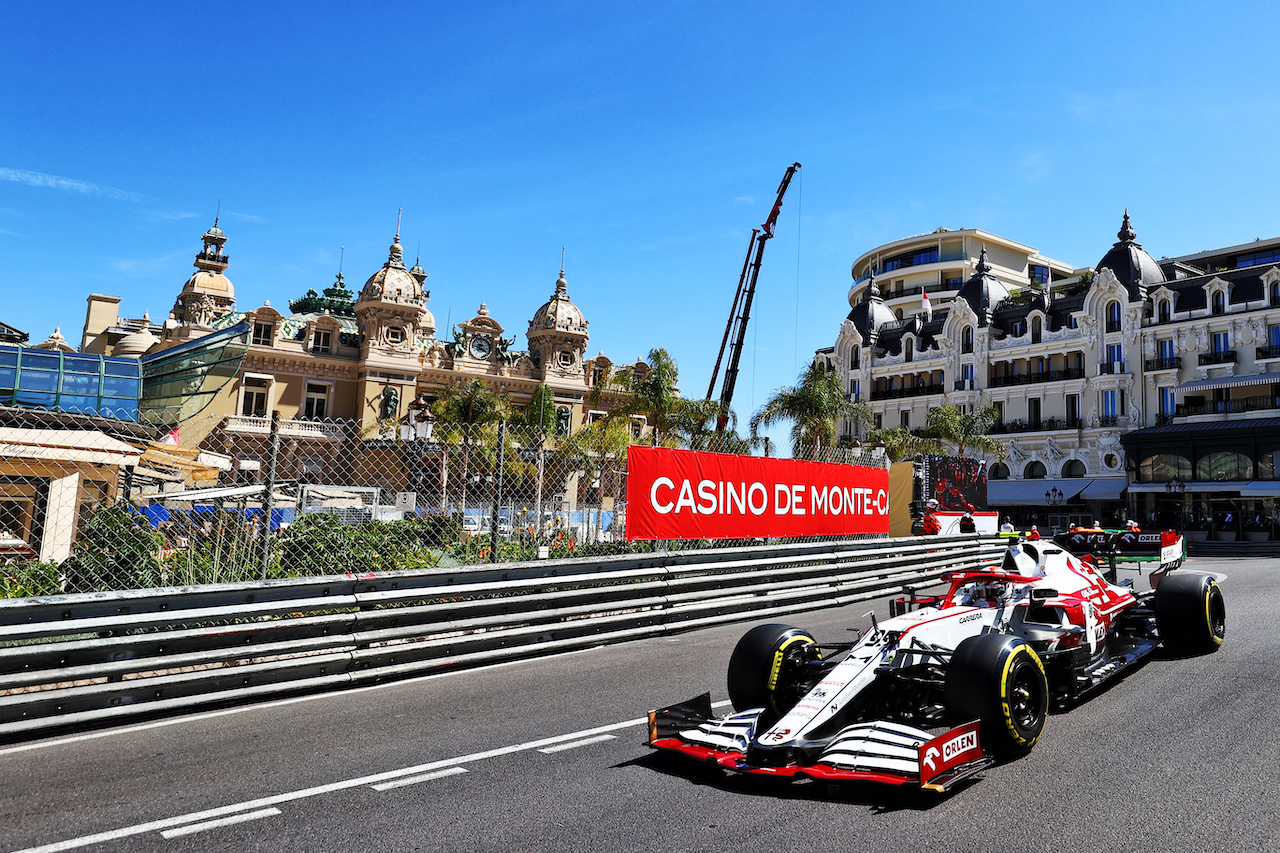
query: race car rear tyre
[
  {"left": 945, "top": 634, "right": 1048, "bottom": 758},
  {"left": 1153, "top": 571, "right": 1226, "bottom": 655},
  {"left": 727, "top": 623, "right": 818, "bottom": 716}
]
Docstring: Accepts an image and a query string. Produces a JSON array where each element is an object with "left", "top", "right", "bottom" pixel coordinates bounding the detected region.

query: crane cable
[{"left": 793, "top": 167, "right": 803, "bottom": 375}]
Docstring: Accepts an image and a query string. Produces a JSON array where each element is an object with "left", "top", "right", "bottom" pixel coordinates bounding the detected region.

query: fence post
[
  {"left": 489, "top": 420, "right": 506, "bottom": 563},
  {"left": 260, "top": 410, "right": 280, "bottom": 580}
]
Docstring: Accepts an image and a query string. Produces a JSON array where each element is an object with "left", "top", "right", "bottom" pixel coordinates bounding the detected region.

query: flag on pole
[
  {"left": 922, "top": 289, "right": 933, "bottom": 322},
  {"left": 161, "top": 427, "right": 179, "bottom": 446}
]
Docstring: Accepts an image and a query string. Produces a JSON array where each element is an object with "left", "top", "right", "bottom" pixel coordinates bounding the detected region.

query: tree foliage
[
  {"left": 749, "top": 362, "right": 862, "bottom": 459},
  {"left": 924, "top": 404, "right": 1006, "bottom": 460}
]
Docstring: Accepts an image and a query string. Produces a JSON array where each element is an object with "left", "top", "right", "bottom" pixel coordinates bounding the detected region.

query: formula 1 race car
[{"left": 648, "top": 540, "right": 1225, "bottom": 792}]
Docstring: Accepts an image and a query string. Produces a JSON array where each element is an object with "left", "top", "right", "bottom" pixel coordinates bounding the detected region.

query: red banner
[{"left": 625, "top": 446, "right": 889, "bottom": 541}]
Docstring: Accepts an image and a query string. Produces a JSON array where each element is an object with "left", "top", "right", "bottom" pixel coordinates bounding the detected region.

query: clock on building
[{"left": 469, "top": 335, "right": 493, "bottom": 359}]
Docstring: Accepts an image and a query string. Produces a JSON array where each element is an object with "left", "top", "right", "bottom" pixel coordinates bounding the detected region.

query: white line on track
[
  {"left": 158, "top": 809, "right": 281, "bottom": 839},
  {"left": 537, "top": 734, "right": 616, "bottom": 754},
  {"left": 10, "top": 705, "right": 731, "bottom": 853},
  {"left": 370, "top": 766, "right": 468, "bottom": 791},
  {"left": 0, "top": 648, "right": 597, "bottom": 758}
]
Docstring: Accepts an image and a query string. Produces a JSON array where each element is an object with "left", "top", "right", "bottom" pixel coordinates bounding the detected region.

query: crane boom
[{"left": 713, "top": 162, "right": 801, "bottom": 432}]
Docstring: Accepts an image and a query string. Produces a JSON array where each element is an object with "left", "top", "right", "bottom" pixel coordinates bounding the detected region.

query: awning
[
  {"left": 1175, "top": 375, "right": 1280, "bottom": 393},
  {"left": 1080, "top": 477, "right": 1128, "bottom": 500},
  {"left": 0, "top": 428, "right": 141, "bottom": 467},
  {"left": 155, "top": 483, "right": 295, "bottom": 502},
  {"left": 1128, "top": 481, "right": 1244, "bottom": 494},
  {"left": 987, "top": 478, "right": 1090, "bottom": 505},
  {"left": 1239, "top": 481, "right": 1280, "bottom": 496}
]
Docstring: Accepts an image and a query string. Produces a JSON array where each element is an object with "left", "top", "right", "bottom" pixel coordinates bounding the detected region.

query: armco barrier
[{"left": 0, "top": 535, "right": 1005, "bottom": 739}]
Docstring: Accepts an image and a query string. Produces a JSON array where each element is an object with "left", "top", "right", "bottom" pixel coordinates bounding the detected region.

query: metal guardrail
[{"left": 0, "top": 536, "right": 1005, "bottom": 739}]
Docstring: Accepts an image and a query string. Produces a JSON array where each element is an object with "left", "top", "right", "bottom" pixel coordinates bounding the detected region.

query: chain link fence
[{"left": 0, "top": 404, "right": 890, "bottom": 597}]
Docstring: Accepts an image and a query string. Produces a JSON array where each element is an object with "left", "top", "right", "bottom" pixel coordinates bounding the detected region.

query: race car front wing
[{"left": 648, "top": 694, "right": 991, "bottom": 792}]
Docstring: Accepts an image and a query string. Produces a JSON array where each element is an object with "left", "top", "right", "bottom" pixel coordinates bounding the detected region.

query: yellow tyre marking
[
  {"left": 1205, "top": 583, "right": 1224, "bottom": 646},
  {"left": 999, "top": 645, "right": 1046, "bottom": 746},
  {"left": 768, "top": 634, "right": 815, "bottom": 691}
]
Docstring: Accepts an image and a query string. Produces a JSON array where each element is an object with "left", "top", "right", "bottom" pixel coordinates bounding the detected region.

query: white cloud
[{"left": 0, "top": 167, "right": 145, "bottom": 203}]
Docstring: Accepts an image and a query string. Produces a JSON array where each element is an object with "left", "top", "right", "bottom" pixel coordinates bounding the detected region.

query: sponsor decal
[
  {"left": 919, "top": 720, "right": 983, "bottom": 787},
  {"left": 626, "top": 446, "right": 890, "bottom": 540}
]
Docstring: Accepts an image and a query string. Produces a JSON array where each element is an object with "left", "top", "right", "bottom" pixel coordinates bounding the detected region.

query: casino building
[
  {"left": 79, "top": 220, "right": 652, "bottom": 490},
  {"left": 818, "top": 214, "right": 1280, "bottom": 543}
]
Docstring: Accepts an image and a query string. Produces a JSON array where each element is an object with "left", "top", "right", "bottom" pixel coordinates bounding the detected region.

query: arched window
[
  {"left": 904, "top": 338, "right": 914, "bottom": 362},
  {"left": 1140, "top": 453, "right": 1192, "bottom": 482},
  {"left": 1031, "top": 316, "right": 1042, "bottom": 343},
  {"left": 1062, "top": 459, "right": 1087, "bottom": 478},
  {"left": 852, "top": 347, "right": 860, "bottom": 369},
  {"left": 1106, "top": 300, "right": 1122, "bottom": 333},
  {"left": 1271, "top": 283, "right": 1280, "bottom": 307},
  {"left": 989, "top": 462, "right": 1010, "bottom": 480},
  {"left": 1024, "top": 460, "right": 1047, "bottom": 479},
  {"left": 962, "top": 326, "right": 974, "bottom": 354},
  {"left": 1212, "top": 291, "right": 1226, "bottom": 315},
  {"left": 1158, "top": 299, "right": 1171, "bottom": 323},
  {"left": 1196, "top": 451, "right": 1253, "bottom": 481}
]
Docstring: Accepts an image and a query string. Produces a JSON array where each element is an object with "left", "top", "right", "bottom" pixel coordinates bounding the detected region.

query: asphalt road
[{"left": 2, "top": 555, "right": 1277, "bottom": 853}]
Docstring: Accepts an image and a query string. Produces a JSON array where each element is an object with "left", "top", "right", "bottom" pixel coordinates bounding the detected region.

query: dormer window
[
  {"left": 1211, "top": 291, "right": 1225, "bottom": 315},
  {"left": 962, "top": 326, "right": 974, "bottom": 354},
  {"left": 1271, "top": 282, "right": 1280, "bottom": 306},
  {"left": 312, "top": 329, "right": 331, "bottom": 353},
  {"left": 252, "top": 321, "right": 274, "bottom": 346},
  {"left": 1031, "top": 316, "right": 1042, "bottom": 343},
  {"left": 904, "top": 339, "right": 914, "bottom": 362},
  {"left": 1158, "top": 299, "right": 1171, "bottom": 323},
  {"left": 1106, "top": 300, "right": 1122, "bottom": 333}
]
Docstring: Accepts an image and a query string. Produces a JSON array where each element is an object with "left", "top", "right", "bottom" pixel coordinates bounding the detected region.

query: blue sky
[{"left": 3, "top": 1, "right": 1279, "bottom": 446}]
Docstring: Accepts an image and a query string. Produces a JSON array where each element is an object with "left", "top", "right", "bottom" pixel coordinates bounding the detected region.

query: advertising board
[{"left": 625, "top": 446, "right": 890, "bottom": 541}]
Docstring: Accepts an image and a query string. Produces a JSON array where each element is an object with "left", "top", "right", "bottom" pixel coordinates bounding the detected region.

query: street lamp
[{"left": 1045, "top": 487, "right": 1064, "bottom": 506}]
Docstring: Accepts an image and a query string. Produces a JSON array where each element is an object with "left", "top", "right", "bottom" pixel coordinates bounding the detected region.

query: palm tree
[
  {"left": 864, "top": 425, "right": 944, "bottom": 462},
  {"left": 607, "top": 347, "right": 683, "bottom": 446},
  {"left": 924, "top": 404, "right": 1006, "bottom": 461},
  {"left": 750, "top": 362, "right": 863, "bottom": 460},
  {"left": 431, "top": 380, "right": 511, "bottom": 510}
]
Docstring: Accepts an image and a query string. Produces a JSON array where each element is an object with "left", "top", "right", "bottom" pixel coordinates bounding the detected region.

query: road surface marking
[
  {"left": 371, "top": 766, "right": 468, "bottom": 791},
  {"left": 538, "top": 734, "right": 617, "bottom": 754},
  {"left": 9, "top": 708, "right": 736, "bottom": 853},
  {"left": 158, "top": 809, "right": 281, "bottom": 839}
]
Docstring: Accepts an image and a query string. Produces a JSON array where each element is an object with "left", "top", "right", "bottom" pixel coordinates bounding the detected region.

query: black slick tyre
[
  {"left": 727, "top": 623, "right": 818, "bottom": 716},
  {"left": 945, "top": 633, "right": 1048, "bottom": 758},
  {"left": 1154, "top": 572, "right": 1226, "bottom": 655}
]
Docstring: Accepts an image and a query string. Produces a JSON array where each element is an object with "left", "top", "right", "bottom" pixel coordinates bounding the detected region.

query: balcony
[
  {"left": 1098, "top": 415, "right": 1119, "bottom": 427},
  {"left": 1257, "top": 345, "right": 1280, "bottom": 360},
  {"left": 1176, "top": 395, "right": 1280, "bottom": 417},
  {"left": 869, "top": 383, "right": 945, "bottom": 401},
  {"left": 1145, "top": 356, "right": 1182, "bottom": 371},
  {"left": 1198, "top": 350, "right": 1238, "bottom": 366},
  {"left": 223, "top": 415, "right": 345, "bottom": 440},
  {"left": 987, "top": 367, "right": 1086, "bottom": 388},
  {"left": 989, "top": 417, "right": 1072, "bottom": 435},
  {"left": 953, "top": 379, "right": 975, "bottom": 391},
  {"left": 196, "top": 251, "right": 229, "bottom": 266},
  {"left": 1097, "top": 361, "right": 1126, "bottom": 375}
]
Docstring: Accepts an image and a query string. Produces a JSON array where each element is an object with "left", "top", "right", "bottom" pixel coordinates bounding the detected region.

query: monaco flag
[{"left": 922, "top": 289, "right": 933, "bottom": 321}]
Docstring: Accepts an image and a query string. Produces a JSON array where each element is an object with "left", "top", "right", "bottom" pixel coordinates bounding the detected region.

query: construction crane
[{"left": 706, "top": 162, "right": 802, "bottom": 432}]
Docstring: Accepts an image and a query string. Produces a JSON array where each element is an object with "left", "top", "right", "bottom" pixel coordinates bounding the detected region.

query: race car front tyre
[
  {"left": 1153, "top": 571, "right": 1226, "bottom": 655},
  {"left": 945, "top": 634, "right": 1048, "bottom": 758},
  {"left": 727, "top": 623, "right": 818, "bottom": 717}
]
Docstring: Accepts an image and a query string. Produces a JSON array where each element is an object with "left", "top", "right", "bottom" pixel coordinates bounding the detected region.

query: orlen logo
[{"left": 943, "top": 730, "right": 977, "bottom": 761}]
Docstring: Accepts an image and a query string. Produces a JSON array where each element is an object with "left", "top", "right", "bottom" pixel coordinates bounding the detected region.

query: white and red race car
[{"left": 648, "top": 539, "right": 1224, "bottom": 792}]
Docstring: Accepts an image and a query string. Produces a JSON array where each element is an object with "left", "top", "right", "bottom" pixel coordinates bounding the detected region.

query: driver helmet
[
  {"left": 981, "top": 580, "right": 1009, "bottom": 603},
  {"left": 926, "top": 498, "right": 940, "bottom": 511}
]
